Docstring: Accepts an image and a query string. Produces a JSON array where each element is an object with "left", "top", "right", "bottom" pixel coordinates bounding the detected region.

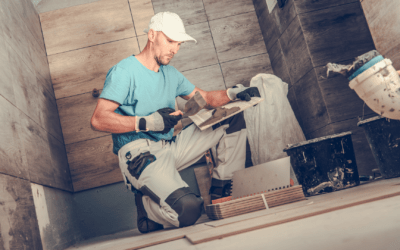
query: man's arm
[
  {"left": 91, "top": 98, "right": 136, "bottom": 133},
  {"left": 91, "top": 98, "right": 183, "bottom": 133},
  {"left": 181, "top": 85, "right": 260, "bottom": 107}
]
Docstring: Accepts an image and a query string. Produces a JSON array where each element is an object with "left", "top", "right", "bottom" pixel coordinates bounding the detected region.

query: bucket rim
[
  {"left": 357, "top": 115, "right": 384, "bottom": 126},
  {"left": 284, "top": 131, "right": 352, "bottom": 151}
]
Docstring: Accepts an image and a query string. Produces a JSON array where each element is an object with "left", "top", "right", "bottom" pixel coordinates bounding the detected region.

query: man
[{"left": 91, "top": 12, "right": 260, "bottom": 233}]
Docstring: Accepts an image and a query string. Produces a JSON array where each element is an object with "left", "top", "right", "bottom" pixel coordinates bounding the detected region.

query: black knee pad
[
  {"left": 212, "top": 111, "right": 246, "bottom": 134},
  {"left": 165, "top": 187, "right": 204, "bottom": 228}
]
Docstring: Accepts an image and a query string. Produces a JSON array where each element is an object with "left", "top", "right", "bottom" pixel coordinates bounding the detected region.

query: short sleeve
[
  {"left": 100, "top": 66, "right": 131, "bottom": 105},
  {"left": 175, "top": 70, "right": 195, "bottom": 97}
]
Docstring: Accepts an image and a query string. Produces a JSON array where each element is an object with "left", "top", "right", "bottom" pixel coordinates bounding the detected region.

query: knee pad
[{"left": 165, "top": 187, "right": 204, "bottom": 228}]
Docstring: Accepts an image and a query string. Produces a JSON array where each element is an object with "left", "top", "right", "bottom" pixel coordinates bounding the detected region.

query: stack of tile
[{"left": 206, "top": 185, "right": 306, "bottom": 220}]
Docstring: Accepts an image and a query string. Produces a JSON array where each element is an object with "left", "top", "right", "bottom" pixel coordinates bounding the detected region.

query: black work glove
[
  {"left": 135, "top": 107, "right": 182, "bottom": 134},
  {"left": 226, "top": 84, "right": 261, "bottom": 101}
]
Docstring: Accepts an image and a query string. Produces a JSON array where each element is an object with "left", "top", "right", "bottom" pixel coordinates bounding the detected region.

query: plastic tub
[
  {"left": 358, "top": 116, "right": 400, "bottom": 178},
  {"left": 349, "top": 58, "right": 400, "bottom": 120},
  {"left": 283, "top": 132, "right": 360, "bottom": 196}
]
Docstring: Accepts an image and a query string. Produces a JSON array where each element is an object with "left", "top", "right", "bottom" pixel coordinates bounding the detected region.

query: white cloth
[{"left": 244, "top": 73, "right": 305, "bottom": 165}]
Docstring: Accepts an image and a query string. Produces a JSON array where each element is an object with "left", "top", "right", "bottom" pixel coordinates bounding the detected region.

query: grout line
[
  {"left": 206, "top": 11, "right": 255, "bottom": 23},
  {"left": 297, "top": 1, "right": 360, "bottom": 15},
  {"left": 200, "top": 0, "right": 227, "bottom": 88},
  {"left": 127, "top": 0, "right": 141, "bottom": 52},
  {"left": 47, "top": 36, "right": 137, "bottom": 56},
  {"left": 65, "top": 134, "right": 111, "bottom": 147}
]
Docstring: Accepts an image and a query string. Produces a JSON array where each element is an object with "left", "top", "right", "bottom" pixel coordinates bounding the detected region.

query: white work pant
[{"left": 118, "top": 121, "right": 246, "bottom": 228}]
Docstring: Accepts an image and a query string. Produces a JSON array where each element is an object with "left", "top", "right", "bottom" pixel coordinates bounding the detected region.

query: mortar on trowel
[{"left": 327, "top": 50, "right": 400, "bottom": 120}]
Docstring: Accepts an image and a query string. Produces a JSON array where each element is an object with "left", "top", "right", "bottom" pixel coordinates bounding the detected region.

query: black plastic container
[
  {"left": 284, "top": 132, "right": 360, "bottom": 196},
  {"left": 358, "top": 116, "right": 400, "bottom": 178}
]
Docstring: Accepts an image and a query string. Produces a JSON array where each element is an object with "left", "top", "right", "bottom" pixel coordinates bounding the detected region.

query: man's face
[{"left": 152, "top": 31, "right": 182, "bottom": 66}]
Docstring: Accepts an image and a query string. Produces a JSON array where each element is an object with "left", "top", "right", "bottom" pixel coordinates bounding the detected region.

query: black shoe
[{"left": 135, "top": 192, "right": 164, "bottom": 234}]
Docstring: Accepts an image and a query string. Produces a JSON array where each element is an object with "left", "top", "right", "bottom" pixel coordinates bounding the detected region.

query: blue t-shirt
[{"left": 100, "top": 55, "right": 195, "bottom": 154}]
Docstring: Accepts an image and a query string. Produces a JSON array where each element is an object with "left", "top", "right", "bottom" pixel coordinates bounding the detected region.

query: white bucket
[{"left": 349, "top": 59, "right": 400, "bottom": 120}]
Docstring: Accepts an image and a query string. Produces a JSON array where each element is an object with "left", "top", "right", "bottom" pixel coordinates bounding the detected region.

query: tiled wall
[
  {"left": 361, "top": 0, "right": 400, "bottom": 70},
  {"left": 0, "top": 0, "right": 73, "bottom": 248},
  {"left": 40, "top": 0, "right": 272, "bottom": 191},
  {"left": 253, "top": 0, "right": 378, "bottom": 175}
]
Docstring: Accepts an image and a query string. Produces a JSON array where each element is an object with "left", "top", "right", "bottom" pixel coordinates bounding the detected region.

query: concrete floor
[{"left": 143, "top": 195, "right": 400, "bottom": 250}]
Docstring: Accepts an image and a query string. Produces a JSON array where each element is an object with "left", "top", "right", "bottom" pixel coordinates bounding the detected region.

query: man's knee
[
  {"left": 165, "top": 187, "right": 204, "bottom": 227},
  {"left": 212, "top": 111, "right": 246, "bottom": 134}
]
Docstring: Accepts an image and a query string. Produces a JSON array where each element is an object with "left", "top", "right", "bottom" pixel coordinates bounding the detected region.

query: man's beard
[{"left": 154, "top": 55, "right": 172, "bottom": 66}]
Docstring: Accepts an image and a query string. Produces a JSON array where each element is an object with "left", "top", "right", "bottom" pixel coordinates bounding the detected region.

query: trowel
[{"left": 181, "top": 91, "right": 207, "bottom": 118}]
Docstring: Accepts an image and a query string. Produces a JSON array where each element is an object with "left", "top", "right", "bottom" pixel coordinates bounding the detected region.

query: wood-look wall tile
[
  {"left": 19, "top": 111, "right": 72, "bottom": 191},
  {"left": 293, "top": 69, "right": 330, "bottom": 135},
  {"left": 221, "top": 53, "right": 273, "bottom": 88},
  {"left": 331, "top": 117, "right": 379, "bottom": 176},
  {"left": 257, "top": 7, "right": 280, "bottom": 51},
  {"left": 203, "top": 0, "right": 255, "bottom": 21},
  {"left": 137, "top": 35, "right": 148, "bottom": 52},
  {"left": 27, "top": 31, "right": 50, "bottom": 84},
  {"left": 0, "top": 1, "right": 31, "bottom": 64},
  {"left": 49, "top": 38, "right": 140, "bottom": 99},
  {"left": 152, "top": 0, "right": 207, "bottom": 26},
  {"left": 9, "top": 51, "right": 42, "bottom": 126},
  {"left": 269, "top": 39, "right": 292, "bottom": 85},
  {"left": 305, "top": 124, "right": 334, "bottom": 140},
  {"left": 361, "top": 0, "right": 400, "bottom": 65},
  {"left": 0, "top": 174, "right": 43, "bottom": 250},
  {"left": 37, "top": 83, "right": 64, "bottom": 143},
  {"left": 36, "top": 72, "right": 55, "bottom": 100},
  {"left": 66, "top": 136, "right": 122, "bottom": 192},
  {"left": 252, "top": 0, "right": 267, "bottom": 18},
  {"left": 315, "top": 64, "right": 375, "bottom": 123},
  {"left": 177, "top": 64, "right": 225, "bottom": 110},
  {"left": 170, "top": 22, "right": 218, "bottom": 72},
  {"left": 0, "top": 35, "right": 16, "bottom": 105},
  {"left": 385, "top": 43, "right": 400, "bottom": 70},
  {"left": 40, "top": 0, "right": 136, "bottom": 55},
  {"left": 272, "top": 0, "right": 297, "bottom": 34},
  {"left": 280, "top": 16, "right": 313, "bottom": 84},
  {"left": 0, "top": 96, "right": 29, "bottom": 180},
  {"left": 129, "top": 0, "right": 154, "bottom": 36},
  {"left": 294, "top": 0, "right": 359, "bottom": 14},
  {"left": 57, "top": 92, "right": 110, "bottom": 145},
  {"left": 210, "top": 12, "right": 266, "bottom": 63},
  {"left": 300, "top": 2, "right": 375, "bottom": 67},
  {"left": 287, "top": 86, "right": 304, "bottom": 129}
]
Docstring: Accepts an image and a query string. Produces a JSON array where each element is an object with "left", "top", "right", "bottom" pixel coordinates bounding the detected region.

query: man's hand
[
  {"left": 135, "top": 107, "right": 182, "bottom": 134},
  {"left": 227, "top": 84, "right": 261, "bottom": 101}
]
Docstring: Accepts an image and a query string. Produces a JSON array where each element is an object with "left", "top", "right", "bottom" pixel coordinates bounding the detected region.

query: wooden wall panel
[
  {"left": 269, "top": 39, "right": 292, "bottom": 86},
  {"left": 170, "top": 22, "right": 218, "bottom": 72},
  {"left": 256, "top": 3, "right": 280, "bottom": 51},
  {"left": 129, "top": 0, "right": 154, "bottom": 36},
  {"left": 315, "top": 64, "right": 375, "bottom": 123},
  {"left": 210, "top": 12, "right": 267, "bottom": 63},
  {"left": 19, "top": 111, "right": 73, "bottom": 191},
  {"left": 177, "top": 64, "right": 226, "bottom": 110},
  {"left": 49, "top": 38, "right": 140, "bottom": 99},
  {"left": 293, "top": 69, "right": 330, "bottom": 135},
  {"left": 294, "top": 0, "right": 358, "bottom": 14},
  {"left": 0, "top": 96, "right": 29, "bottom": 180},
  {"left": 203, "top": 0, "right": 255, "bottom": 21},
  {"left": 221, "top": 53, "right": 273, "bottom": 88},
  {"left": 287, "top": 87, "right": 303, "bottom": 129},
  {"left": 361, "top": 0, "right": 400, "bottom": 70},
  {"left": 40, "top": 0, "right": 136, "bottom": 55},
  {"left": 0, "top": 174, "right": 42, "bottom": 250},
  {"left": 279, "top": 16, "right": 313, "bottom": 84},
  {"left": 66, "top": 136, "right": 121, "bottom": 192},
  {"left": 152, "top": 0, "right": 207, "bottom": 26},
  {"left": 57, "top": 92, "right": 109, "bottom": 145},
  {"left": 0, "top": 33, "right": 15, "bottom": 105},
  {"left": 299, "top": 2, "right": 375, "bottom": 67}
]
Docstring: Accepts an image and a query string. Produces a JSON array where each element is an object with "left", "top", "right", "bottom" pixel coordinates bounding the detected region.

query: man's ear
[{"left": 148, "top": 29, "right": 156, "bottom": 43}]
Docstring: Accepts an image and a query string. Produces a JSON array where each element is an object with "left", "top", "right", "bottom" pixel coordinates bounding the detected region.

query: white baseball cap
[{"left": 144, "top": 12, "right": 197, "bottom": 44}]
